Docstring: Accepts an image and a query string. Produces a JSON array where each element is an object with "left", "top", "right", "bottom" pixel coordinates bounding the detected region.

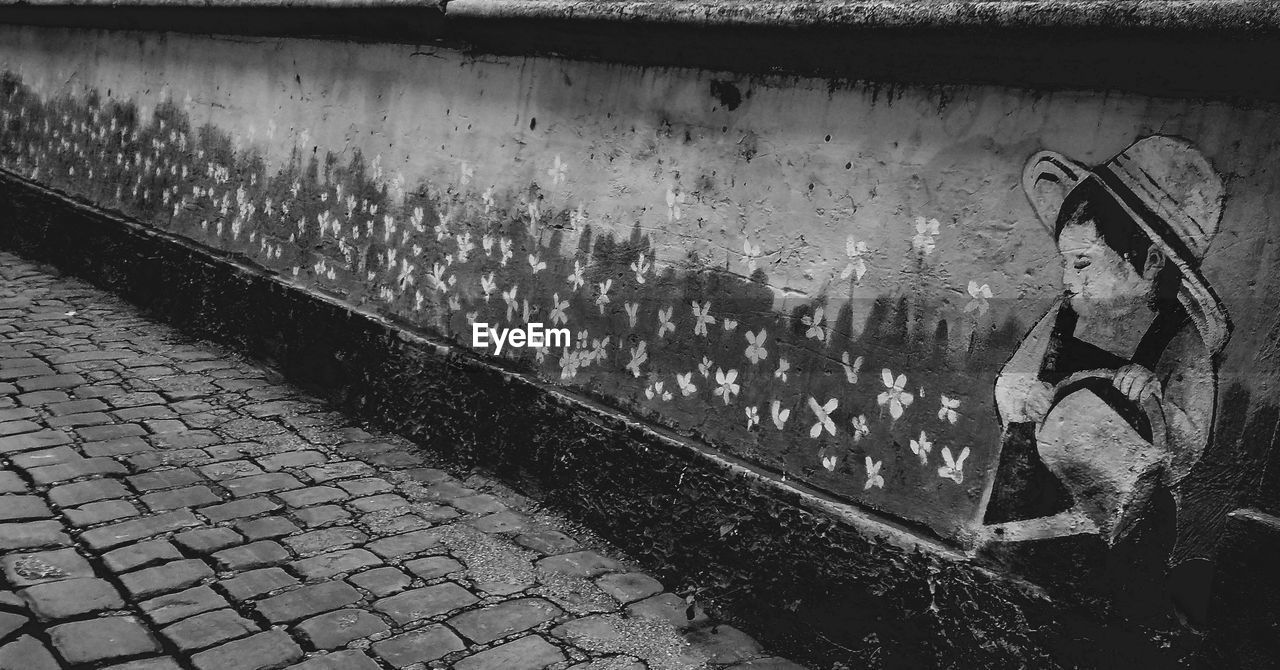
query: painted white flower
[
  {"left": 840, "top": 351, "right": 863, "bottom": 384},
  {"left": 841, "top": 236, "right": 869, "bottom": 281},
  {"left": 625, "top": 302, "right": 640, "bottom": 328},
  {"left": 526, "top": 199, "right": 541, "bottom": 237},
  {"left": 938, "top": 394, "right": 961, "bottom": 424},
  {"left": 743, "top": 239, "right": 761, "bottom": 274},
  {"left": 877, "top": 369, "right": 914, "bottom": 420},
  {"left": 547, "top": 154, "right": 567, "bottom": 186},
  {"left": 865, "top": 456, "right": 885, "bottom": 490},
  {"left": 698, "top": 356, "right": 713, "bottom": 378},
  {"left": 745, "top": 406, "right": 760, "bottom": 430},
  {"left": 482, "top": 234, "right": 495, "bottom": 256},
  {"left": 909, "top": 431, "right": 933, "bottom": 465},
  {"left": 645, "top": 380, "right": 672, "bottom": 402},
  {"left": 429, "top": 263, "right": 449, "bottom": 293},
  {"left": 722, "top": 318, "right": 738, "bottom": 333},
  {"left": 560, "top": 349, "right": 583, "bottom": 380},
  {"left": 480, "top": 273, "right": 497, "bottom": 302},
  {"left": 455, "top": 233, "right": 474, "bottom": 263},
  {"left": 595, "top": 279, "right": 613, "bottom": 314},
  {"left": 499, "top": 238, "right": 513, "bottom": 266},
  {"left": 590, "top": 337, "right": 610, "bottom": 363},
  {"left": 744, "top": 329, "right": 768, "bottom": 364},
  {"left": 965, "top": 280, "right": 992, "bottom": 316},
  {"left": 448, "top": 295, "right": 461, "bottom": 311},
  {"left": 712, "top": 368, "right": 740, "bottom": 405},
  {"left": 676, "top": 372, "right": 697, "bottom": 396},
  {"left": 503, "top": 285, "right": 519, "bottom": 321},
  {"left": 774, "top": 358, "right": 790, "bottom": 383},
  {"left": 665, "top": 187, "right": 685, "bottom": 222},
  {"left": 567, "top": 260, "right": 586, "bottom": 292},
  {"left": 656, "top": 306, "right": 675, "bottom": 338},
  {"left": 802, "top": 307, "right": 826, "bottom": 341},
  {"left": 630, "top": 253, "right": 651, "bottom": 284},
  {"left": 691, "top": 301, "right": 715, "bottom": 336},
  {"left": 912, "top": 216, "right": 940, "bottom": 255},
  {"left": 850, "top": 415, "right": 869, "bottom": 442},
  {"left": 577, "top": 330, "right": 589, "bottom": 349},
  {"left": 466, "top": 311, "right": 478, "bottom": 325},
  {"left": 626, "top": 341, "right": 648, "bottom": 378},
  {"left": 771, "top": 400, "right": 791, "bottom": 430},
  {"left": 481, "top": 186, "right": 495, "bottom": 214},
  {"left": 822, "top": 453, "right": 839, "bottom": 472},
  {"left": 938, "top": 447, "right": 970, "bottom": 484},
  {"left": 807, "top": 397, "right": 838, "bottom": 439},
  {"left": 550, "top": 294, "right": 569, "bottom": 325},
  {"left": 528, "top": 254, "right": 547, "bottom": 274}
]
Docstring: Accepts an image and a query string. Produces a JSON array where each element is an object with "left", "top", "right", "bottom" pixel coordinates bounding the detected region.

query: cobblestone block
[
  {"left": 277, "top": 486, "right": 347, "bottom": 508},
  {"left": 336, "top": 477, "right": 394, "bottom": 496},
  {"left": 0, "top": 429, "right": 71, "bottom": 454},
  {"left": 191, "top": 629, "right": 302, "bottom": 670},
  {"left": 49, "top": 477, "right": 131, "bottom": 506},
  {"left": 684, "top": 624, "right": 765, "bottom": 664},
  {"left": 17, "top": 391, "right": 71, "bottom": 407},
  {"left": 101, "top": 658, "right": 185, "bottom": 670},
  {"left": 10, "top": 445, "right": 79, "bottom": 468},
  {"left": 121, "top": 559, "right": 215, "bottom": 598},
  {"left": 365, "top": 528, "right": 441, "bottom": 559},
  {"left": 200, "top": 497, "right": 280, "bottom": 522},
  {"left": 219, "top": 567, "right": 299, "bottom": 601},
  {"left": 128, "top": 448, "right": 212, "bottom": 471},
  {"left": 0, "top": 419, "right": 40, "bottom": 436},
  {"left": 536, "top": 551, "right": 627, "bottom": 578},
  {"left": 28, "top": 456, "right": 128, "bottom": 484},
  {"left": 234, "top": 515, "right": 299, "bottom": 540},
  {"left": 213, "top": 540, "right": 291, "bottom": 570},
  {"left": 224, "top": 473, "right": 302, "bottom": 497},
  {"left": 0, "top": 471, "right": 24, "bottom": 494},
  {"left": 448, "top": 597, "right": 563, "bottom": 644},
  {"left": 174, "top": 527, "right": 244, "bottom": 554},
  {"left": 16, "top": 373, "right": 85, "bottom": 392},
  {"left": 453, "top": 634, "right": 566, "bottom": 670},
  {"left": 404, "top": 556, "right": 464, "bottom": 580},
  {"left": 46, "top": 398, "right": 109, "bottom": 415},
  {"left": 21, "top": 577, "right": 124, "bottom": 618},
  {"left": 162, "top": 608, "right": 259, "bottom": 652},
  {"left": 47, "top": 411, "right": 113, "bottom": 428},
  {"left": 284, "top": 527, "right": 368, "bottom": 555},
  {"left": 198, "top": 460, "right": 264, "bottom": 481},
  {"left": 449, "top": 494, "right": 507, "bottom": 515},
  {"left": 256, "top": 582, "right": 363, "bottom": 623},
  {"left": 104, "top": 539, "right": 184, "bottom": 573},
  {"left": 305, "top": 462, "right": 376, "bottom": 483},
  {"left": 1, "top": 548, "right": 93, "bottom": 586},
  {"left": 146, "top": 419, "right": 189, "bottom": 434},
  {"left": 83, "top": 435, "right": 154, "bottom": 457},
  {"left": 140, "top": 585, "right": 228, "bottom": 625},
  {"left": 67, "top": 499, "right": 140, "bottom": 526},
  {"left": 0, "top": 611, "right": 27, "bottom": 640},
  {"left": 295, "top": 504, "right": 351, "bottom": 528},
  {"left": 348, "top": 566, "right": 412, "bottom": 597},
  {"left": 624, "top": 593, "right": 710, "bottom": 629},
  {"left": 291, "top": 548, "right": 382, "bottom": 580},
  {"left": 595, "top": 573, "right": 664, "bottom": 604},
  {"left": 469, "top": 511, "right": 532, "bottom": 535},
  {"left": 373, "top": 582, "right": 479, "bottom": 624},
  {"left": 150, "top": 430, "right": 220, "bottom": 450},
  {"left": 81, "top": 510, "right": 203, "bottom": 550},
  {"left": 49, "top": 616, "right": 160, "bottom": 664},
  {"left": 370, "top": 625, "right": 465, "bottom": 668},
  {"left": 348, "top": 493, "right": 410, "bottom": 513},
  {"left": 256, "top": 450, "right": 326, "bottom": 471},
  {"left": 0, "top": 634, "right": 60, "bottom": 670},
  {"left": 0, "top": 408, "right": 36, "bottom": 423},
  {"left": 77, "top": 423, "right": 147, "bottom": 441},
  {"left": 283, "top": 649, "right": 382, "bottom": 670},
  {"left": 113, "top": 404, "right": 179, "bottom": 421},
  {"left": 128, "top": 468, "right": 203, "bottom": 492},
  {"left": 0, "top": 495, "right": 52, "bottom": 521},
  {"left": 296, "top": 608, "right": 389, "bottom": 649},
  {"left": 0, "top": 520, "right": 71, "bottom": 550},
  {"left": 142, "top": 485, "right": 222, "bottom": 512}
]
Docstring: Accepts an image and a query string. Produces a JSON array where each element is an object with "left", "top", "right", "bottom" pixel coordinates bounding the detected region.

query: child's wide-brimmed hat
[{"left": 1022, "top": 135, "right": 1231, "bottom": 356}]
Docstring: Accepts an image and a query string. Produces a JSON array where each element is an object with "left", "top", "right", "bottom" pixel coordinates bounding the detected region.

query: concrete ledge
[{"left": 0, "top": 169, "right": 1205, "bottom": 668}]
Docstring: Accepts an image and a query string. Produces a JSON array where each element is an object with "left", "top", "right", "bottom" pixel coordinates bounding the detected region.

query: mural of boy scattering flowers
[{"left": 984, "top": 135, "right": 1230, "bottom": 551}]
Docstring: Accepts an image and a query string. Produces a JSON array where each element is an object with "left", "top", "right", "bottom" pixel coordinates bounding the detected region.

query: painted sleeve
[
  {"left": 1155, "top": 327, "right": 1215, "bottom": 485},
  {"left": 994, "top": 299, "right": 1061, "bottom": 425}
]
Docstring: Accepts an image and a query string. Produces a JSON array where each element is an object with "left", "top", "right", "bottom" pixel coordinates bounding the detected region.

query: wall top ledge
[{"left": 2, "top": 0, "right": 1280, "bottom": 33}]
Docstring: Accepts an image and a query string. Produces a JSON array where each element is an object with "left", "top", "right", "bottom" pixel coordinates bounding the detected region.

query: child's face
[{"left": 1057, "top": 220, "right": 1153, "bottom": 318}]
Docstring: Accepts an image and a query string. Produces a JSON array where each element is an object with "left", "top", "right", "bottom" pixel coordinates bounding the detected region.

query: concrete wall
[{"left": 2, "top": 16, "right": 1279, "bottom": 664}]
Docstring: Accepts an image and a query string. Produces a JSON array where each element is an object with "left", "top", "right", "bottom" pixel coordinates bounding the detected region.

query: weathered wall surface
[{"left": 3, "top": 21, "right": 1280, "bottom": 662}]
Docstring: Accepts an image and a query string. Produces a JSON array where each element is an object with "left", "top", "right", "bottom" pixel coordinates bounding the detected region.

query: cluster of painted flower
[{"left": 0, "top": 77, "right": 1018, "bottom": 526}]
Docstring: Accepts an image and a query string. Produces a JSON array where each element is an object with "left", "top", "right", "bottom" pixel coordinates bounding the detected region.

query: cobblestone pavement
[{"left": 0, "top": 250, "right": 804, "bottom": 670}]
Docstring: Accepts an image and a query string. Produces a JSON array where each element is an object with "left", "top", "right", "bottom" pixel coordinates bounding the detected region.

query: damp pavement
[{"left": 0, "top": 250, "right": 805, "bottom": 670}]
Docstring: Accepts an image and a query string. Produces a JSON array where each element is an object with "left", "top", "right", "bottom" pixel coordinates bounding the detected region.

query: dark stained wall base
[{"left": 0, "top": 170, "right": 1234, "bottom": 669}]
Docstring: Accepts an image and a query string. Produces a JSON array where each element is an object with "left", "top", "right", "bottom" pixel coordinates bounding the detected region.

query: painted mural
[{"left": 0, "top": 29, "right": 1275, "bottom": 563}]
